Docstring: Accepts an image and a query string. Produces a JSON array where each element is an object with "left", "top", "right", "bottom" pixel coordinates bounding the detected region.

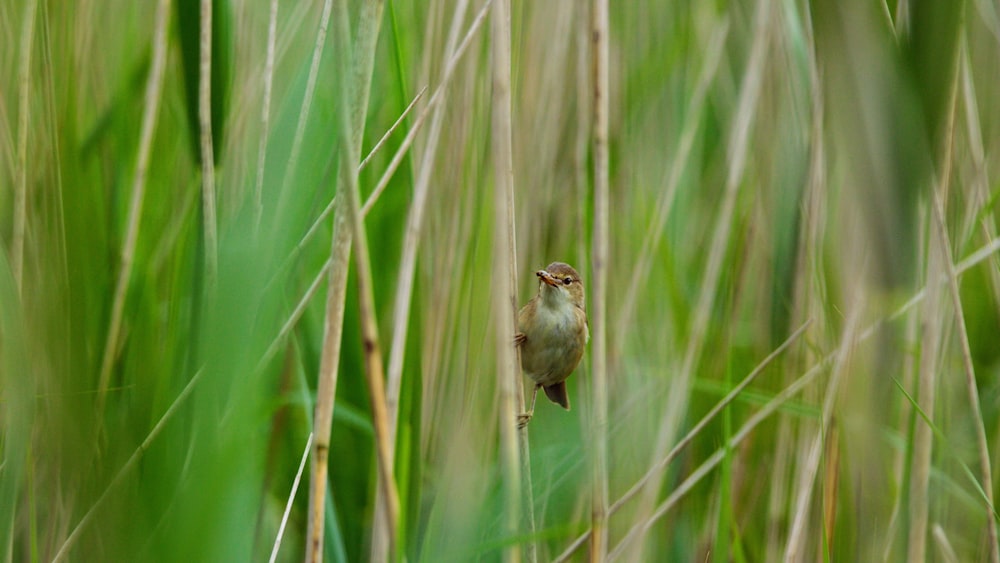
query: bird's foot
[{"left": 517, "top": 411, "right": 533, "bottom": 429}]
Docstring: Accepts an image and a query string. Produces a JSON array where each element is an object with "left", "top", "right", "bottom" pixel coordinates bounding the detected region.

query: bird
[{"left": 514, "top": 262, "right": 588, "bottom": 428}]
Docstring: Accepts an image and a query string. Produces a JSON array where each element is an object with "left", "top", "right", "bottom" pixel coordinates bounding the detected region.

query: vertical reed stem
[
  {"left": 198, "top": 0, "right": 218, "bottom": 286},
  {"left": 491, "top": 0, "right": 526, "bottom": 560},
  {"left": 12, "top": 0, "right": 38, "bottom": 295},
  {"left": 303, "top": 0, "right": 343, "bottom": 551},
  {"left": 305, "top": 0, "right": 384, "bottom": 560},
  {"left": 335, "top": 0, "right": 401, "bottom": 556},
  {"left": 589, "top": 0, "right": 610, "bottom": 559}
]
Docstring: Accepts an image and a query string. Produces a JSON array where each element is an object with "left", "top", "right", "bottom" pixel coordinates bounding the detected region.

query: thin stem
[
  {"left": 374, "top": 0, "right": 488, "bottom": 561},
  {"left": 269, "top": 433, "right": 313, "bottom": 563},
  {"left": 588, "top": 0, "right": 610, "bottom": 559},
  {"left": 928, "top": 54, "right": 999, "bottom": 562},
  {"left": 12, "top": 0, "right": 38, "bottom": 294},
  {"left": 304, "top": 191, "right": 350, "bottom": 563},
  {"left": 52, "top": 369, "right": 204, "bottom": 563},
  {"left": 359, "top": 86, "right": 426, "bottom": 173},
  {"left": 361, "top": 1, "right": 493, "bottom": 217},
  {"left": 613, "top": 22, "right": 728, "bottom": 355},
  {"left": 785, "top": 296, "right": 864, "bottom": 559},
  {"left": 263, "top": 85, "right": 426, "bottom": 301},
  {"left": 275, "top": 0, "right": 333, "bottom": 230},
  {"left": 257, "top": 259, "right": 330, "bottom": 372},
  {"left": 908, "top": 201, "right": 943, "bottom": 563},
  {"left": 96, "top": 0, "right": 173, "bottom": 415},
  {"left": 637, "top": 3, "right": 772, "bottom": 545},
  {"left": 383, "top": 0, "right": 469, "bottom": 462},
  {"left": 340, "top": 84, "right": 400, "bottom": 563},
  {"left": 300, "top": 2, "right": 344, "bottom": 559},
  {"left": 553, "top": 319, "right": 812, "bottom": 562},
  {"left": 490, "top": 0, "right": 527, "bottom": 561},
  {"left": 198, "top": 0, "right": 218, "bottom": 286},
  {"left": 253, "top": 0, "right": 280, "bottom": 230},
  {"left": 555, "top": 233, "right": 1000, "bottom": 561},
  {"left": 304, "top": 0, "right": 383, "bottom": 559},
  {"left": 308, "top": 0, "right": 394, "bottom": 560}
]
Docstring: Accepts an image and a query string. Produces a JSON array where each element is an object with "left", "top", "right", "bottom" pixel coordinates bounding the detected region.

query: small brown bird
[{"left": 514, "top": 262, "right": 588, "bottom": 427}]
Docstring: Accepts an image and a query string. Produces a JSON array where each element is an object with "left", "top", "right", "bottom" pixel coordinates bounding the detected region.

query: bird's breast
[{"left": 518, "top": 302, "right": 587, "bottom": 385}]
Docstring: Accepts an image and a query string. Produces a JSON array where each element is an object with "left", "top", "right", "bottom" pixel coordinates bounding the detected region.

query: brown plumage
[{"left": 515, "top": 262, "right": 588, "bottom": 426}]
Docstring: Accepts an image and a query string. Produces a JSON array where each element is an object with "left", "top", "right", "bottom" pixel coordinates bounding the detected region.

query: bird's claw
[{"left": 517, "top": 412, "right": 533, "bottom": 429}]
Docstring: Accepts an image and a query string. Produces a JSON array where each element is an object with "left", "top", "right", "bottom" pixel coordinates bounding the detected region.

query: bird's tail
[{"left": 543, "top": 382, "right": 570, "bottom": 410}]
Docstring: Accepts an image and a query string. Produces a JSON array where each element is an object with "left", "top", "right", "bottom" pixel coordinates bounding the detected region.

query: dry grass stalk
[
  {"left": 259, "top": 86, "right": 427, "bottom": 372},
  {"left": 771, "top": 15, "right": 828, "bottom": 557},
  {"left": 893, "top": 0, "right": 910, "bottom": 34},
  {"left": 264, "top": 86, "right": 424, "bottom": 293},
  {"left": 908, "top": 228, "right": 944, "bottom": 563},
  {"left": 305, "top": 188, "right": 350, "bottom": 563},
  {"left": 613, "top": 22, "right": 728, "bottom": 355},
  {"left": 589, "top": 0, "right": 610, "bottom": 558},
  {"left": 268, "top": 433, "right": 313, "bottom": 563},
  {"left": 304, "top": 0, "right": 383, "bottom": 559},
  {"left": 359, "top": 86, "right": 426, "bottom": 174},
  {"left": 300, "top": 139, "right": 409, "bottom": 563},
  {"left": 341, "top": 110, "right": 401, "bottom": 563},
  {"left": 554, "top": 320, "right": 812, "bottom": 562},
  {"left": 605, "top": 334, "right": 837, "bottom": 560},
  {"left": 574, "top": 231, "right": 1000, "bottom": 561},
  {"left": 958, "top": 43, "right": 1000, "bottom": 308},
  {"left": 869, "top": 236, "right": 1000, "bottom": 334},
  {"left": 489, "top": 0, "right": 528, "bottom": 561},
  {"left": 932, "top": 524, "right": 960, "bottom": 563},
  {"left": 348, "top": 0, "right": 399, "bottom": 561},
  {"left": 348, "top": 0, "right": 384, "bottom": 145},
  {"left": 634, "top": 1, "right": 773, "bottom": 557},
  {"left": 372, "top": 0, "right": 480, "bottom": 557},
  {"left": 380, "top": 0, "right": 468, "bottom": 480},
  {"left": 821, "top": 424, "right": 840, "bottom": 559},
  {"left": 505, "top": 18, "right": 538, "bottom": 563},
  {"left": 96, "top": 0, "right": 173, "bottom": 415},
  {"left": 929, "top": 55, "right": 999, "bottom": 562},
  {"left": 333, "top": 0, "right": 401, "bottom": 551},
  {"left": 198, "top": 0, "right": 218, "bottom": 286},
  {"left": 785, "top": 295, "right": 863, "bottom": 560},
  {"left": 607, "top": 449, "right": 724, "bottom": 561},
  {"left": 573, "top": 4, "right": 590, "bottom": 272},
  {"left": 253, "top": 0, "right": 280, "bottom": 230},
  {"left": 363, "top": 0, "right": 491, "bottom": 218},
  {"left": 12, "top": 0, "right": 38, "bottom": 294}
]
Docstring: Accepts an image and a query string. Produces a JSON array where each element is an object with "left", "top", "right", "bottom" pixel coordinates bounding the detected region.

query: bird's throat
[
  {"left": 537, "top": 290, "right": 576, "bottom": 326},
  {"left": 539, "top": 286, "right": 570, "bottom": 309}
]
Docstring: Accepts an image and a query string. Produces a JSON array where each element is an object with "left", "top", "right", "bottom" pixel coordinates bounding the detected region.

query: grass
[{"left": 3, "top": 0, "right": 1000, "bottom": 561}]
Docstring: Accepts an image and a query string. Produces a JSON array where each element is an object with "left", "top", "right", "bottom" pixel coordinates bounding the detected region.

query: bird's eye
[{"left": 563, "top": 277, "right": 573, "bottom": 285}]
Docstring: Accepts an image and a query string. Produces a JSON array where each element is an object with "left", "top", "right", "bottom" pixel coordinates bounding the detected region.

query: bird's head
[{"left": 536, "top": 262, "right": 585, "bottom": 310}]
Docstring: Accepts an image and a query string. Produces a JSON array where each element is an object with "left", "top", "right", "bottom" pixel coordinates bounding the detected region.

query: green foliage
[{"left": 3, "top": 0, "right": 1000, "bottom": 561}]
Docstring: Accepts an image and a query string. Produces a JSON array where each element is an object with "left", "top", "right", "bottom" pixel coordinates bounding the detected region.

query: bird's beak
[{"left": 536, "top": 270, "right": 559, "bottom": 287}]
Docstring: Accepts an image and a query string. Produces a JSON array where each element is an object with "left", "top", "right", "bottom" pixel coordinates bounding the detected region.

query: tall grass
[{"left": 3, "top": 0, "right": 1000, "bottom": 562}]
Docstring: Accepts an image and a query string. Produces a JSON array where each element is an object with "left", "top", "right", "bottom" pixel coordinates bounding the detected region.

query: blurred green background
[{"left": 2, "top": 0, "right": 1000, "bottom": 561}]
